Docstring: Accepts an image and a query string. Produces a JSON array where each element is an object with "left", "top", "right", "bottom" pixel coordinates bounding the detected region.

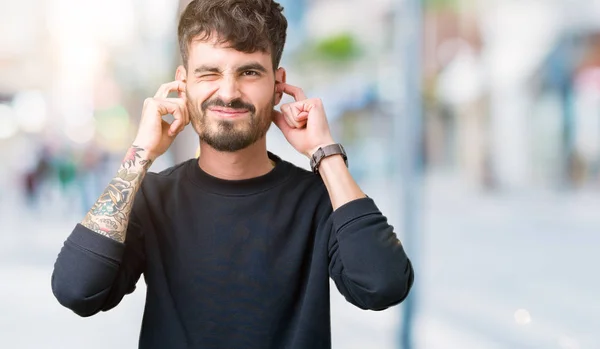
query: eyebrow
[
  {"left": 236, "top": 62, "right": 268, "bottom": 74},
  {"left": 193, "top": 65, "right": 221, "bottom": 75},
  {"left": 192, "top": 62, "right": 268, "bottom": 75}
]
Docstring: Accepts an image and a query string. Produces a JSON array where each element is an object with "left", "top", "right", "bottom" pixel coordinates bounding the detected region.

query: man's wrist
[
  {"left": 307, "top": 141, "right": 336, "bottom": 159},
  {"left": 125, "top": 145, "right": 155, "bottom": 170},
  {"left": 316, "top": 154, "right": 346, "bottom": 176},
  {"left": 130, "top": 144, "right": 155, "bottom": 162}
]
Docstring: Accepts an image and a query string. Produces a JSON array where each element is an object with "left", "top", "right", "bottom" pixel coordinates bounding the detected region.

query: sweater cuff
[
  {"left": 68, "top": 224, "right": 126, "bottom": 263},
  {"left": 332, "top": 197, "right": 380, "bottom": 231}
]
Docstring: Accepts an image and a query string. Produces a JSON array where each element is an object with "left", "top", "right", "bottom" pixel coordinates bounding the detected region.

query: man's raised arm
[
  {"left": 82, "top": 146, "right": 152, "bottom": 243},
  {"left": 51, "top": 81, "right": 189, "bottom": 316}
]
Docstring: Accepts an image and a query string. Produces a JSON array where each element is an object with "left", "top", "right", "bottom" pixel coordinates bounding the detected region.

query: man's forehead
[{"left": 188, "top": 39, "right": 272, "bottom": 66}]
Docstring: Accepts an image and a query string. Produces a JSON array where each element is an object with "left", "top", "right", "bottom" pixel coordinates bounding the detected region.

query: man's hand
[
  {"left": 133, "top": 81, "right": 190, "bottom": 161},
  {"left": 272, "top": 83, "right": 335, "bottom": 158}
]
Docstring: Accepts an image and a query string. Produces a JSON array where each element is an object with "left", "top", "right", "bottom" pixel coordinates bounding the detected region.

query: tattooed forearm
[{"left": 81, "top": 146, "right": 152, "bottom": 243}]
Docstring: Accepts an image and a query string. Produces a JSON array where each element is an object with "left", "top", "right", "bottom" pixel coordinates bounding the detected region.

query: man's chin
[
  {"left": 201, "top": 139, "right": 253, "bottom": 152},
  {"left": 199, "top": 130, "right": 254, "bottom": 152},
  {"left": 198, "top": 118, "right": 270, "bottom": 152}
]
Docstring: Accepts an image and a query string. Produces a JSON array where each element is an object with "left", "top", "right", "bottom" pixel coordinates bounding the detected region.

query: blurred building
[
  {"left": 297, "top": 0, "right": 600, "bottom": 192},
  {"left": 0, "top": 0, "right": 182, "bottom": 181}
]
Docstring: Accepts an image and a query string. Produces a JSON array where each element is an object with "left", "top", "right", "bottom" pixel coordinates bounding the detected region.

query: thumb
[{"left": 272, "top": 109, "right": 293, "bottom": 135}]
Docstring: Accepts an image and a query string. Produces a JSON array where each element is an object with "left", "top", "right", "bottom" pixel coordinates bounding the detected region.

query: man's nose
[{"left": 217, "top": 75, "right": 242, "bottom": 104}]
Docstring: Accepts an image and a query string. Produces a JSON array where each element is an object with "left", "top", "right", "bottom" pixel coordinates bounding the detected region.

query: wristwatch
[{"left": 310, "top": 143, "right": 348, "bottom": 174}]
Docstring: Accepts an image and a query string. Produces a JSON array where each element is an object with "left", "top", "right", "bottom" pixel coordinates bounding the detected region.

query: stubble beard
[{"left": 187, "top": 94, "right": 274, "bottom": 152}]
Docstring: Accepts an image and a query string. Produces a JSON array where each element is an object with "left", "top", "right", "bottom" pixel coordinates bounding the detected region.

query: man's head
[{"left": 176, "top": 0, "right": 288, "bottom": 152}]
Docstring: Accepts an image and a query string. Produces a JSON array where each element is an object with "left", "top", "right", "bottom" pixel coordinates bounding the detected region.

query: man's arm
[
  {"left": 81, "top": 146, "right": 152, "bottom": 243},
  {"left": 80, "top": 80, "right": 189, "bottom": 242},
  {"left": 273, "top": 82, "right": 413, "bottom": 310},
  {"left": 322, "top": 189, "right": 414, "bottom": 311},
  {"left": 315, "top": 154, "right": 365, "bottom": 210},
  {"left": 314, "top": 149, "right": 413, "bottom": 311},
  {"left": 51, "top": 81, "right": 190, "bottom": 316}
]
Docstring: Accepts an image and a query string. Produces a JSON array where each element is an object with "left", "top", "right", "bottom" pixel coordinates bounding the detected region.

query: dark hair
[{"left": 178, "top": 0, "right": 288, "bottom": 70}]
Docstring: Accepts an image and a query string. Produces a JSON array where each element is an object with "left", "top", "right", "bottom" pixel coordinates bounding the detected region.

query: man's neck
[{"left": 197, "top": 138, "right": 274, "bottom": 180}]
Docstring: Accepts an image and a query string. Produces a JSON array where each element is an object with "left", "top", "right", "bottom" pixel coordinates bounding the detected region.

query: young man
[{"left": 51, "top": 1, "right": 414, "bottom": 348}]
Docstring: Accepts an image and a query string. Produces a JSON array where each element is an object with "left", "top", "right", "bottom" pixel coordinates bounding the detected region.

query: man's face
[{"left": 179, "top": 37, "right": 284, "bottom": 152}]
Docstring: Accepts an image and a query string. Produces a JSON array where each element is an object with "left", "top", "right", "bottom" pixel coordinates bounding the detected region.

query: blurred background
[{"left": 1, "top": 0, "right": 599, "bottom": 348}]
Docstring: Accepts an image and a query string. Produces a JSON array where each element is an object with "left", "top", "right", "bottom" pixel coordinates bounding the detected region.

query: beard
[{"left": 188, "top": 93, "right": 274, "bottom": 152}]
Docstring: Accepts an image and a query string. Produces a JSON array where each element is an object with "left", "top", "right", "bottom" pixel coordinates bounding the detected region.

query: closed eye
[{"left": 197, "top": 74, "right": 219, "bottom": 82}]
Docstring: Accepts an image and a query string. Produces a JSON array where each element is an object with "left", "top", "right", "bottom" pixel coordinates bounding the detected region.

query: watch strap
[{"left": 310, "top": 144, "right": 348, "bottom": 174}]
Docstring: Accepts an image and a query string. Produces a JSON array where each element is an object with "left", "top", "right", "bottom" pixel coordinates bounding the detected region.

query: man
[{"left": 51, "top": 1, "right": 414, "bottom": 348}]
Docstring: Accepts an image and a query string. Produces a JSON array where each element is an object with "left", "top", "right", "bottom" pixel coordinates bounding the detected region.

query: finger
[
  {"left": 167, "top": 97, "right": 190, "bottom": 126},
  {"left": 178, "top": 86, "right": 187, "bottom": 100},
  {"left": 161, "top": 119, "right": 175, "bottom": 138},
  {"left": 154, "top": 81, "right": 186, "bottom": 99},
  {"left": 169, "top": 119, "right": 182, "bottom": 137},
  {"left": 156, "top": 99, "right": 186, "bottom": 134},
  {"left": 272, "top": 110, "right": 293, "bottom": 134},
  {"left": 290, "top": 102, "right": 309, "bottom": 122},
  {"left": 163, "top": 107, "right": 185, "bottom": 136},
  {"left": 293, "top": 111, "right": 307, "bottom": 128},
  {"left": 171, "top": 101, "right": 188, "bottom": 133},
  {"left": 156, "top": 98, "right": 187, "bottom": 125},
  {"left": 173, "top": 97, "right": 190, "bottom": 125},
  {"left": 165, "top": 120, "right": 184, "bottom": 138},
  {"left": 296, "top": 111, "right": 309, "bottom": 122},
  {"left": 278, "top": 83, "right": 307, "bottom": 101},
  {"left": 177, "top": 88, "right": 189, "bottom": 125},
  {"left": 281, "top": 103, "right": 308, "bottom": 128},
  {"left": 280, "top": 104, "right": 302, "bottom": 128},
  {"left": 170, "top": 108, "right": 187, "bottom": 135}
]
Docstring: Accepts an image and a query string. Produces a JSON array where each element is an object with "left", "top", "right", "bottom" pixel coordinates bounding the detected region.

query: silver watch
[{"left": 310, "top": 144, "right": 348, "bottom": 174}]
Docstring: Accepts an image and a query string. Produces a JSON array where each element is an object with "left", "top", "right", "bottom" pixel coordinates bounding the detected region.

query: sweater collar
[{"left": 187, "top": 151, "right": 293, "bottom": 196}]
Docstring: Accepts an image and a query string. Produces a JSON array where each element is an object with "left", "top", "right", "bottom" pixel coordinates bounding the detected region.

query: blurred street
[
  {"left": 416, "top": 176, "right": 600, "bottom": 349},
  {"left": 1, "top": 167, "right": 598, "bottom": 349},
  {"left": 3, "top": 0, "right": 600, "bottom": 347}
]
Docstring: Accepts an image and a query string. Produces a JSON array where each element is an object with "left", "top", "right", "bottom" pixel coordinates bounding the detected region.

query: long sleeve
[
  {"left": 326, "top": 197, "right": 414, "bottom": 311},
  {"left": 51, "top": 191, "right": 147, "bottom": 317}
]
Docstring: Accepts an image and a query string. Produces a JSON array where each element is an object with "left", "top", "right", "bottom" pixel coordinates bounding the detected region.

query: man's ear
[
  {"left": 176, "top": 65, "right": 187, "bottom": 83},
  {"left": 274, "top": 67, "right": 286, "bottom": 105}
]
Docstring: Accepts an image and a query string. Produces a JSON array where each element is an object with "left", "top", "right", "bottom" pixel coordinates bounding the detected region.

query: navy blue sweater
[{"left": 51, "top": 153, "right": 413, "bottom": 349}]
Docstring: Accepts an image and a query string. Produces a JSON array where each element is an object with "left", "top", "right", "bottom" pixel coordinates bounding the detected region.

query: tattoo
[
  {"left": 81, "top": 217, "right": 101, "bottom": 232},
  {"left": 82, "top": 146, "right": 152, "bottom": 243},
  {"left": 123, "top": 145, "right": 152, "bottom": 169},
  {"left": 99, "top": 219, "right": 118, "bottom": 230}
]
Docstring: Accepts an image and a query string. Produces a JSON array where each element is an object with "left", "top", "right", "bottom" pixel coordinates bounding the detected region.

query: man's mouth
[{"left": 208, "top": 107, "right": 249, "bottom": 118}]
